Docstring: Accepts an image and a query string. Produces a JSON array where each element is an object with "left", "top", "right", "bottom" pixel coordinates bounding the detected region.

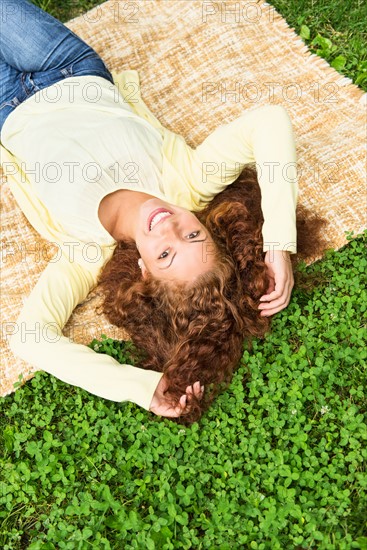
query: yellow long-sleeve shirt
[{"left": 0, "top": 70, "right": 298, "bottom": 409}]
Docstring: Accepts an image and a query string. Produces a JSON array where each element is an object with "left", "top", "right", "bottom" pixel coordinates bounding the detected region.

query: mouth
[{"left": 148, "top": 208, "right": 173, "bottom": 231}]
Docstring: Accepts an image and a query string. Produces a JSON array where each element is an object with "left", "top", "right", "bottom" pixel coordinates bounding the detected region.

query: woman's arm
[
  {"left": 190, "top": 104, "right": 298, "bottom": 314},
  {"left": 9, "top": 254, "right": 163, "bottom": 409},
  {"left": 191, "top": 104, "right": 298, "bottom": 253}
]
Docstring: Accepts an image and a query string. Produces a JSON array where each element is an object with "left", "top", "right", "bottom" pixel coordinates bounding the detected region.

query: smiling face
[{"left": 135, "top": 198, "right": 217, "bottom": 283}]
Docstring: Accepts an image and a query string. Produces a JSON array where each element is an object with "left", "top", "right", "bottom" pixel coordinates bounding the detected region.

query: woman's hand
[
  {"left": 149, "top": 376, "right": 204, "bottom": 418},
  {"left": 258, "top": 250, "right": 294, "bottom": 317}
]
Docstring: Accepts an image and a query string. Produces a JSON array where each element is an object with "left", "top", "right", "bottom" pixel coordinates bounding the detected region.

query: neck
[{"left": 98, "top": 189, "right": 154, "bottom": 241}]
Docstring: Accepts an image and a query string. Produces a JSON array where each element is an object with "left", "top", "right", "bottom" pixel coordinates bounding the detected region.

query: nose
[{"left": 156, "top": 216, "right": 181, "bottom": 238}]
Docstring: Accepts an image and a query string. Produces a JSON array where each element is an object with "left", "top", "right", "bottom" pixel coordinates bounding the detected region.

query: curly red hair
[{"left": 97, "top": 167, "right": 328, "bottom": 423}]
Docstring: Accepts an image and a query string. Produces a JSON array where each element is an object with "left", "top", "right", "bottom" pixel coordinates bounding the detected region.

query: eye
[
  {"left": 186, "top": 231, "right": 200, "bottom": 239},
  {"left": 158, "top": 249, "right": 170, "bottom": 260}
]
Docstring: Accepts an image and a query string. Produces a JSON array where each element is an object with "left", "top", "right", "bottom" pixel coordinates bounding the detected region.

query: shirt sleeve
[
  {"left": 189, "top": 105, "right": 299, "bottom": 253},
  {"left": 9, "top": 253, "right": 163, "bottom": 409}
]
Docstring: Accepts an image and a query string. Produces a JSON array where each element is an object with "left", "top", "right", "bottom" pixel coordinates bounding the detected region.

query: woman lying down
[{"left": 1, "top": 0, "right": 325, "bottom": 423}]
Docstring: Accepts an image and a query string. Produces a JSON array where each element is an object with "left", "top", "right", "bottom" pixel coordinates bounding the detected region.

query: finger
[
  {"left": 259, "top": 293, "right": 289, "bottom": 308},
  {"left": 185, "top": 385, "right": 195, "bottom": 403},
  {"left": 150, "top": 393, "right": 190, "bottom": 418},
  {"left": 259, "top": 282, "right": 293, "bottom": 311},
  {"left": 185, "top": 381, "right": 201, "bottom": 398},
  {"left": 171, "top": 394, "right": 187, "bottom": 415},
  {"left": 180, "top": 394, "right": 187, "bottom": 407},
  {"left": 260, "top": 308, "right": 283, "bottom": 317},
  {"left": 165, "top": 394, "right": 188, "bottom": 418},
  {"left": 265, "top": 278, "right": 276, "bottom": 295},
  {"left": 259, "top": 300, "right": 291, "bottom": 316},
  {"left": 259, "top": 293, "right": 290, "bottom": 312},
  {"left": 259, "top": 276, "right": 294, "bottom": 306},
  {"left": 259, "top": 282, "right": 286, "bottom": 303}
]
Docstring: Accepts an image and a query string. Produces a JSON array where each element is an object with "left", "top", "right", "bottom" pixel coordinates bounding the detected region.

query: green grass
[
  {"left": 30, "top": 0, "right": 102, "bottom": 22},
  {"left": 270, "top": 0, "right": 367, "bottom": 90},
  {"left": 2, "top": 1, "right": 366, "bottom": 548},
  {"left": 1, "top": 232, "right": 366, "bottom": 548}
]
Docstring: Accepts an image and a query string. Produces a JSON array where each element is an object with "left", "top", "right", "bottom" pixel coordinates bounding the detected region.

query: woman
[{"left": 1, "top": 0, "right": 299, "bottom": 422}]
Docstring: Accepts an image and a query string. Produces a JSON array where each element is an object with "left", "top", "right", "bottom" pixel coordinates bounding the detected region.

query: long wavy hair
[{"left": 97, "top": 167, "right": 328, "bottom": 423}]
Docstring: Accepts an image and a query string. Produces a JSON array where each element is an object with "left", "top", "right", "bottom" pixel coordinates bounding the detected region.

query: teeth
[{"left": 150, "top": 211, "right": 171, "bottom": 230}]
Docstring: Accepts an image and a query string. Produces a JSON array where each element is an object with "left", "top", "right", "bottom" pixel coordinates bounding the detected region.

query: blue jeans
[{"left": 0, "top": 0, "right": 114, "bottom": 135}]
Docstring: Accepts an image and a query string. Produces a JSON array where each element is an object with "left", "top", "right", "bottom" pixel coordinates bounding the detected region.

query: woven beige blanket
[{"left": 1, "top": 0, "right": 366, "bottom": 397}]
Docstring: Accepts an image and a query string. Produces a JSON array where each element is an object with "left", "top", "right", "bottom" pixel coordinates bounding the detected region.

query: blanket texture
[{"left": 1, "top": 0, "right": 366, "bottom": 397}]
